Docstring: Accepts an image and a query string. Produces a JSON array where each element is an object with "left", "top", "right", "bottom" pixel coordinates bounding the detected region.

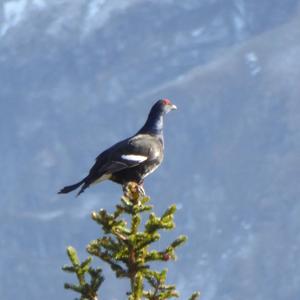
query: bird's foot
[
  {"left": 137, "top": 185, "right": 146, "bottom": 197},
  {"left": 123, "top": 182, "right": 145, "bottom": 203}
]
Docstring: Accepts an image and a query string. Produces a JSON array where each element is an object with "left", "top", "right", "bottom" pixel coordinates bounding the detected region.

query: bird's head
[
  {"left": 139, "top": 98, "right": 177, "bottom": 134},
  {"left": 152, "top": 98, "right": 177, "bottom": 115}
]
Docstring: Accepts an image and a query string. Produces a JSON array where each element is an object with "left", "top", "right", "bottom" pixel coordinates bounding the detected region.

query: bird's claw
[
  {"left": 137, "top": 185, "right": 145, "bottom": 197},
  {"left": 123, "top": 182, "right": 145, "bottom": 203}
]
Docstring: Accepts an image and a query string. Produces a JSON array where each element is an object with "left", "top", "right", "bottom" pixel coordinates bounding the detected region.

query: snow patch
[
  {"left": 23, "top": 210, "right": 64, "bottom": 221},
  {"left": 36, "top": 149, "right": 57, "bottom": 168},
  {"left": 82, "top": 0, "right": 139, "bottom": 36},
  {"left": 1, "top": 0, "right": 28, "bottom": 37},
  {"left": 71, "top": 194, "right": 104, "bottom": 219},
  {"left": 245, "top": 51, "right": 262, "bottom": 76},
  {"left": 32, "top": 0, "right": 46, "bottom": 9},
  {"left": 176, "top": 202, "right": 183, "bottom": 210},
  {"left": 191, "top": 27, "right": 204, "bottom": 37}
]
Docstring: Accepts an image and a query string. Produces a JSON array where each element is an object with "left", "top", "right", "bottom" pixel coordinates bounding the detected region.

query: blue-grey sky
[{"left": 1, "top": 1, "right": 300, "bottom": 299}]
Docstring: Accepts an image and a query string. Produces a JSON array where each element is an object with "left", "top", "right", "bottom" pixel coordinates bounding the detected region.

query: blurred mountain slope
[{"left": 0, "top": 1, "right": 300, "bottom": 299}]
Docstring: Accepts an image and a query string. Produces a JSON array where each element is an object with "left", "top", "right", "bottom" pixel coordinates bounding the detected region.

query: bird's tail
[{"left": 58, "top": 179, "right": 85, "bottom": 195}]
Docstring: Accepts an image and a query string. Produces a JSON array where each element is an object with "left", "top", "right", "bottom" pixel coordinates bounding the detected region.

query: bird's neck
[{"left": 139, "top": 112, "right": 164, "bottom": 136}]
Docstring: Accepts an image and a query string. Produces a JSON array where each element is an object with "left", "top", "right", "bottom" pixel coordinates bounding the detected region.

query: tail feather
[
  {"left": 76, "top": 182, "right": 90, "bottom": 197},
  {"left": 58, "top": 173, "right": 110, "bottom": 196},
  {"left": 58, "top": 179, "right": 85, "bottom": 194},
  {"left": 75, "top": 173, "right": 111, "bottom": 196}
]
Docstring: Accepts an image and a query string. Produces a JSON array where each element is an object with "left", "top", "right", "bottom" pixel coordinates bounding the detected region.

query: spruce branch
[
  {"left": 63, "top": 182, "right": 200, "bottom": 299},
  {"left": 62, "top": 246, "right": 104, "bottom": 300}
]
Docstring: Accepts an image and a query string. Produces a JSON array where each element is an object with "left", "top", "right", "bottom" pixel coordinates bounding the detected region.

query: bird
[{"left": 58, "top": 99, "right": 177, "bottom": 196}]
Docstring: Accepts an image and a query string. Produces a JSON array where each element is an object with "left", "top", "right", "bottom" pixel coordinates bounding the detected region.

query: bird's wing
[
  {"left": 89, "top": 134, "right": 154, "bottom": 176},
  {"left": 97, "top": 156, "right": 147, "bottom": 174}
]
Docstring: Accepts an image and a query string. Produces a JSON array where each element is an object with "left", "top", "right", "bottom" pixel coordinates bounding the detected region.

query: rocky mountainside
[{"left": 1, "top": 1, "right": 300, "bottom": 299}]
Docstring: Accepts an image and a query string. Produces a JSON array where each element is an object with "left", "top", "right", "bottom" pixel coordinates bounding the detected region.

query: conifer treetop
[{"left": 63, "top": 182, "right": 200, "bottom": 300}]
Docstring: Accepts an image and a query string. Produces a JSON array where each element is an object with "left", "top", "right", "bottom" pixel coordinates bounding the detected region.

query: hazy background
[{"left": 1, "top": 1, "right": 300, "bottom": 299}]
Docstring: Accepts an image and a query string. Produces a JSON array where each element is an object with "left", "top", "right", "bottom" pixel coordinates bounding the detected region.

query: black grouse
[{"left": 58, "top": 99, "right": 177, "bottom": 196}]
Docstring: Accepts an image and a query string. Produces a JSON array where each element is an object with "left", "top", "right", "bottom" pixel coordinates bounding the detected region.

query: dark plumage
[{"left": 58, "top": 99, "right": 177, "bottom": 196}]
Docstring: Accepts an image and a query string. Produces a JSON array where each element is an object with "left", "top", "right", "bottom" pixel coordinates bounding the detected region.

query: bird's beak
[{"left": 170, "top": 104, "right": 177, "bottom": 110}]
